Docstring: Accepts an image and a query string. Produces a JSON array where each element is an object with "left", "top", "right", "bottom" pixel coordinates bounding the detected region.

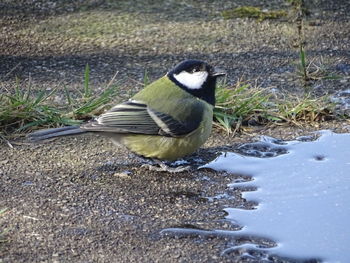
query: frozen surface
[{"left": 205, "top": 131, "right": 350, "bottom": 262}]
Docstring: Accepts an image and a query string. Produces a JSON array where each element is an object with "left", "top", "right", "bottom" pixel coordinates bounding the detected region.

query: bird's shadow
[{"left": 93, "top": 144, "right": 238, "bottom": 175}]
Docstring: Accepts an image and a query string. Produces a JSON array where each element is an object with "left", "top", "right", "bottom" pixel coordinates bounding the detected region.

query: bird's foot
[{"left": 141, "top": 160, "right": 192, "bottom": 173}]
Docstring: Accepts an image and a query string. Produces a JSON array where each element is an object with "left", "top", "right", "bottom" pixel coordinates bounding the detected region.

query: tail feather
[{"left": 27, "top": 125, "right": 86, "bottom": 142}]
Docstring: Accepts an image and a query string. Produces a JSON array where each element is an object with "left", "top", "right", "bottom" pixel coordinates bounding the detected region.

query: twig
[
  {"left": 0, "top": 135, "right": 14, "bottom": 148},
  {"left": 1, "top": 62, "right": 21, "bottom": 82},
  {"left": 106, "top": 71, "right": 119, "bottom": 88}
]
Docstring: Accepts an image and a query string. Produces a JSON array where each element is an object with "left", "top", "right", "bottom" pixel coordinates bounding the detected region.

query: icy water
[{"left": 204, "top": 131, "right": 350, "bottom": 262}]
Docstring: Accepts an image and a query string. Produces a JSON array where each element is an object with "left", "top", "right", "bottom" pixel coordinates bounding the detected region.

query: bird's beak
[{"left": 211, "top": 67, "right": 226, "bottom": 77}]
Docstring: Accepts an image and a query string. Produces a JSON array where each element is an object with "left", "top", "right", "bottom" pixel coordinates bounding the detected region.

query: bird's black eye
[{"left": 191, "top": 67, "right": 199, "bottom": 73}]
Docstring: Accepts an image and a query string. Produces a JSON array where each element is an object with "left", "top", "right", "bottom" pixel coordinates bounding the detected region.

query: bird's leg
[{"left": 141, "top": 159, "right": 192, "bottom": 173}]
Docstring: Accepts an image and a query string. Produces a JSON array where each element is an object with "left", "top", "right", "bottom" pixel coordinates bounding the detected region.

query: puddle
[{"left": 201, "top": 130, "right": 350, "bottom": 262}]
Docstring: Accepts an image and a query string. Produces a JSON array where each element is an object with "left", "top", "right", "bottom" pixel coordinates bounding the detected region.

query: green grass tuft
[
  {"left": 214, "top": 79, "right": 338, "bottom": 134},
  {"left": 0, "top": 65, "right": 119, "bottom": 137},
  {"left": 295, "top": 55, "right": 341, "bottom": 83},
  {"left": 214, "top": 79, "right": 271, "bottom": 134},
  {"left": 83, "top": 63, "right": 91, "bottom": 99}
]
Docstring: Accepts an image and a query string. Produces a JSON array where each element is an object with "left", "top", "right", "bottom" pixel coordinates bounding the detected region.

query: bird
[{"left": 28, "top": 59, "right": 226, "bottom": 170}]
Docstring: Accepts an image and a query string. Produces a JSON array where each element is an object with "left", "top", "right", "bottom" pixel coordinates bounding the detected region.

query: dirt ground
[{"left": 1, "top": 0, "right": 350, "bottom": 262}]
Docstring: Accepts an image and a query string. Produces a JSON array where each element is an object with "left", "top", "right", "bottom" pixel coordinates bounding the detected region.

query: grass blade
[{"left": 84, "top": 63, "right": 91, "bottom": 99}]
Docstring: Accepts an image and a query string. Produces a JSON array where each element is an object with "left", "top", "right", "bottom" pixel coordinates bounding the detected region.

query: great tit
[{"left": 28, "top": 60, "right": 226, "bottom": 161}]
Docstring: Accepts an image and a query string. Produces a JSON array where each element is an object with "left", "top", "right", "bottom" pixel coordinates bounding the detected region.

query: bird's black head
[{"left": 167, "top": 59, "right": 226, "bottom": 106}]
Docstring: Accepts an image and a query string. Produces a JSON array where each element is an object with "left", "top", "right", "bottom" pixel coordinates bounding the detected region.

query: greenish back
[{"left": 132, "top": 76, "right": 211, "bottom": 123}]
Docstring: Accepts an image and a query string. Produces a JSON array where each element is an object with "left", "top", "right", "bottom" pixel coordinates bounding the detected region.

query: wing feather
[{"left": 81, "top": 99, "right": 204, "bottom": 137}]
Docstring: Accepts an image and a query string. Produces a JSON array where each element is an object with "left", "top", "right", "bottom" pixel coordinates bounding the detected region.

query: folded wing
[{"left": 81, "top": 100, "right": 203, "bottom": 137}]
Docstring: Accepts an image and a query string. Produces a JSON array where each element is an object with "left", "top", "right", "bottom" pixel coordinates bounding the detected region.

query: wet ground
[
  {"left": 205, "top": 131, "right": 350, "bottom": 262},
  {"left": 1, "top": 0, "right": 350, "bottom": 262}
]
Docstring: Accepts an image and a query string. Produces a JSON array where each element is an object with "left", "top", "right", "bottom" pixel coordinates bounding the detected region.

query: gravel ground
[
  {"left": 1, "top": 0, "right": 350, "bottom": 262},
  {"left": 1, "top": 0, "right": 349, "bottom": 93}
]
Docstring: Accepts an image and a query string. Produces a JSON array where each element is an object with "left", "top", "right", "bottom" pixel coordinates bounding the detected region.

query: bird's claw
[{"left": 141, "top": 163, "right": 192, "bottom": 173}]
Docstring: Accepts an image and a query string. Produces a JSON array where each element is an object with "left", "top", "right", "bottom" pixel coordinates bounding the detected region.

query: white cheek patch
[{"left": 173, "top": 71, "right": 208, "bottom": 90}]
